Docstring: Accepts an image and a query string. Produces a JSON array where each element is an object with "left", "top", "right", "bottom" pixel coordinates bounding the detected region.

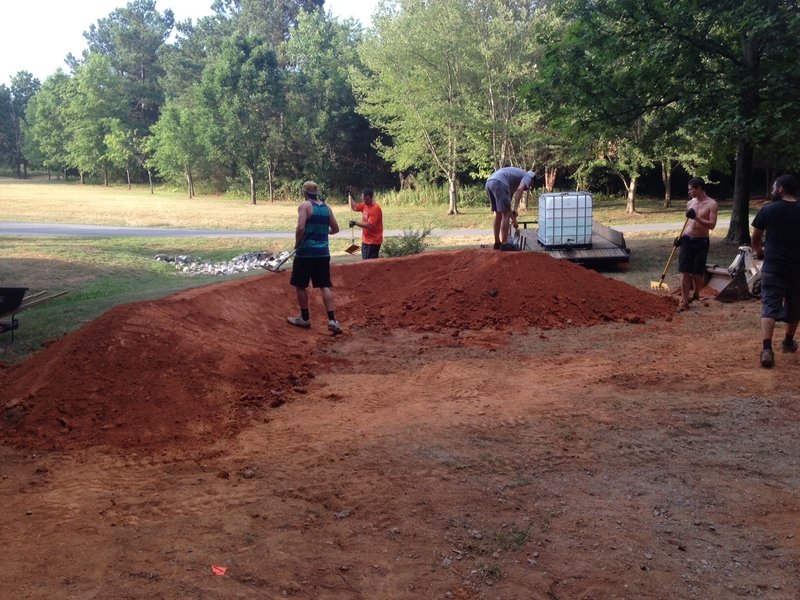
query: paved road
[{"left": 1, "top": 220, "right": 723, "bottom": 238}]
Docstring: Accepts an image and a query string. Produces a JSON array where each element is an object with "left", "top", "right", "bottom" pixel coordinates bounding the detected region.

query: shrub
[{"left": 382, "top": 226, "right": 433, "bottom": 257}]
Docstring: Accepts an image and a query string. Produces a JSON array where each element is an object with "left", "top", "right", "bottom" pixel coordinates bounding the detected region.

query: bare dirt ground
[{"left": 1, "top": 249, "right": 798, "bottom": 599}]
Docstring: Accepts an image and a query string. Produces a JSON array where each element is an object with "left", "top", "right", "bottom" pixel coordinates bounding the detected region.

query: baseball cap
[{"left": 301, "top": 181, "right": 319, "bottom": 197}]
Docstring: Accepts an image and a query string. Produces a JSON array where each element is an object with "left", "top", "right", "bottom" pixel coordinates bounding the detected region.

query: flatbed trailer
[{"left": 511, "top": 220, "right": 630, "bottom": 269}]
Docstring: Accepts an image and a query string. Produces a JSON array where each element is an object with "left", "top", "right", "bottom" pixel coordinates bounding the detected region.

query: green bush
[{"left": 381, "top": 226, "right": 433, "bottom": 257}]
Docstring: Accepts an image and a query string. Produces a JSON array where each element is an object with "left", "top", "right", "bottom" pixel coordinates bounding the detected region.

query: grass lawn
[
  {"left": 0, "top": 176, "right": 746, "bottom": 230},
  {"left": 0, "top": 177, "right": 752, "bottom": 364}
]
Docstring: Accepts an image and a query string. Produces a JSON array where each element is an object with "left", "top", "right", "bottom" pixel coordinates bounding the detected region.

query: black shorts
[
  {"left": 290, "top": 256, "right": 332, "bottom": 289},
  {"left": 361, "top": 243, "right": 381, "bottom": 259},
  {"left": 677, "top": 236, "right": 710, "bottom": 275}
]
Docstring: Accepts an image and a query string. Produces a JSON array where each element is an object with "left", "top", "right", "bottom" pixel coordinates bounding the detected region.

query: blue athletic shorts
[{"left": 485, "top": 179, "right": 511, "bottom": 212}]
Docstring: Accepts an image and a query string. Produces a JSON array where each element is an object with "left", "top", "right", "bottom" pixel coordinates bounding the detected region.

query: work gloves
[
  {"left": 348, "top": 220, "right": 357, "bottom": 228},
  {"left": 345, "top": 185, "right": 353, "bottom": 196},
  {"left": 673, "top": 237, "right": 683, "bottom": 247},
  {"left": 685, "top": 208, "right": 697, "bottom": 219}
]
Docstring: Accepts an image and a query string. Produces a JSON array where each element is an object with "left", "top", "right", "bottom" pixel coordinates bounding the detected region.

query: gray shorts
[
  {"left": 760, "top": 271, "right": 800, "bottom": 323},
  {"left": 485, "top": 178, "right": 511, "bottom": 212}
]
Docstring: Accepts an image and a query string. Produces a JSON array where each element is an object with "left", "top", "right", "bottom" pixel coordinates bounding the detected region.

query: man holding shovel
[
  {"left": 676, "top": 177, "right": 718, "bottom": 310},
  {"left": 485, "top": 167, "right": 538, "bottom": 251},
  {"left": 287, "top": 181, "right": 342, "bottom": 334},
  {"left": 347, "top": 186, "right": 383, "bottom": 259}
]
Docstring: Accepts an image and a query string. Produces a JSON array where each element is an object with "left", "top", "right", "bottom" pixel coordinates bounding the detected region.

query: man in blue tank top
[{"left": 287, "top": 181, "right": 343, "bottom": 334}]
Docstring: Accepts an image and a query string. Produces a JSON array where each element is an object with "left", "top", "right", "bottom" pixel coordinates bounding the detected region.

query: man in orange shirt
[{"left": 347, "top": 186, "right": 384, "bottom": 259}]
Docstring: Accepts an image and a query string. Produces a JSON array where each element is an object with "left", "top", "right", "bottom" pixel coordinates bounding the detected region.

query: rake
[{"left": 650, "top": 217, "right": 690, "bottom": 292}]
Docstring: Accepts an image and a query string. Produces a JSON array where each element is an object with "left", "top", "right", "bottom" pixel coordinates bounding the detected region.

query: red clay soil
[
  {"left": 0, "top": 250, "right": 674, "bottom": 453},
  {"left": 3, "top": 249, "right": 799, "bottom": 600}
]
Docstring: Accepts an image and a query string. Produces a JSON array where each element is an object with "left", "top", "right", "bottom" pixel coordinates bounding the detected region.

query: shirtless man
[{"left": 676, "top": 177, "right": 718, "bottom": 310}]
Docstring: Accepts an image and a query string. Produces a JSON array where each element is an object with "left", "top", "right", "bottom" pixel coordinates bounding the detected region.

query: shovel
[
  {"left": 651, "top": 217, "right": 690, "bottom": 292},
  {"left": 263, "top": 250, "right": 295, "bottom": 272},
  {"left": 344, "top": 210, "right": 360, "bottom": 255}
]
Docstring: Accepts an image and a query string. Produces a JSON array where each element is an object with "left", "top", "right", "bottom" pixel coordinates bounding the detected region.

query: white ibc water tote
[{"left": 537, "top": 192, "right": 593, "bottom": 248}]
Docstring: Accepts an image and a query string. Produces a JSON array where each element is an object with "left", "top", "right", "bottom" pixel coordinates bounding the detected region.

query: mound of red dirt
[
  {"left": 0, "top": 249, "right": 674, "bottom": 453},
  {"left": 339, "top": 250, "right": 675, "bottom": 331}
]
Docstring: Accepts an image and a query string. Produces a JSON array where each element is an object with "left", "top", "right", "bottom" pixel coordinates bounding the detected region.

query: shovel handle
[{"left": 658, "top": 217, "right": 690, "bottom": 283}]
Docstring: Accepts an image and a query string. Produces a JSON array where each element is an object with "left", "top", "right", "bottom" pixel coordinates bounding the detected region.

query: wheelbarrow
[{"left": 1, "top": 287, "right": 67, "bottom": 343}]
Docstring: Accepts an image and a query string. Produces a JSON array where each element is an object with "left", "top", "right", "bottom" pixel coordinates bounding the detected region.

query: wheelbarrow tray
[
  {"left": 0, "top": 287, "right": 29, "bottom": 318},
  {"left": 1, "top": 287, "right": 67, "bottom": 342}
]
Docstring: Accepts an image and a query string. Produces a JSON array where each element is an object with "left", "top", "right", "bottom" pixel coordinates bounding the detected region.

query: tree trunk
[
  {"left": 250, "top": 171, "right": 258, "bottom": 205},
  {"left": 126, "top": 168, "right": 131, "bottom": 190},
  {"left": 726, "top": 139, "right": 753, "bottom": 244},
  {"left": 545, "top": 167, "right": 558, "bottom": 193},
  {"left": 625, "top": 175, "right": 638, "bottom": 214},
  {"left": 22, "top": 160, "right": 28, "bottom": 179},
  {"left": 80, "top": 171, "right": 85, "bottom": 184},
  {"left": 447, "top": 175, "right": 458, "bottom": 215},
  {"left": 104, "top": 168, "right": 109, "bottom": 187},
  {"left": 661, "top": 159, "right": 672, "bottom": 208},
  {"left": 186, "top": 169, "right": 194, "bottom": 199},
  {"left": 147, "top": 169, "right": 153, "bottom": 194},
  {"left": 266, "top": 159, "right": 275, "bottom": 202},
  {"left": 726, "top": 34, "right": 760, "bottom": 244}
]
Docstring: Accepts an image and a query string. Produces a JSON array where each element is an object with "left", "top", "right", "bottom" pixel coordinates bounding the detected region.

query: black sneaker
[
  {"left": 781, "top": 339, "right": 798, "bottom": 353},
  {"left": 760, "top": 348, "right": 775, "bottom": 368},
  {"left": 492, "top": 242, "right": 501, "bottom": 250},
  {"left": 499, "top": 243, "right": 518, "bottom": 252}
]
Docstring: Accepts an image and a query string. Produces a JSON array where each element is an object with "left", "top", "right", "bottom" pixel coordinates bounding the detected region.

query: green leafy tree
[
  {"left": 84, "top": 0, "right": 174, "bottom": 132},
  {"left": 235, "top": 0, "right": 324, "bottom": 47},
  {"left": 105, "top": 120, "right": 141, "bottom": 189},
  {"left": 149, "top": 98, "right": 209, "bottom": 198},
  {"left": 531, "top": 2, "right": 689, "bottom": 213},
  {"left": 467, "top": 0, "right": 541, "bottom": 176},
  {"left": 6, "top": 72, "right": 40, "bottom": 177},
  {"left": 23, "top": 71, "right": 72, "bottom": 178},
  {"left": 198, "top": 33, "right": 284, "bottom": 203},
  {"left": 284, "top": 9, "right": 382, "bottom": 191},
  {"left": 0, "top": 85, "right": 13, "bottom": 170},
  {"left": 533, "top": 0, "right": 800, "bottom": 239},
  {"left": 64, "top": 54, "right": 127, "bottom": 184},
  {"left": 355, "top": 0, "right": 479, "bottom": 214},
  {"left": 159, "top": 7, "right": 238, "bottom": 101}
]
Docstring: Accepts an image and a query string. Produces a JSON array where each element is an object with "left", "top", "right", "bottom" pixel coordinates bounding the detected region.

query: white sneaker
[
  {"left": 328, "top": 319, "right": 342, "bottom": 334},
  {"left": 287, "top": 316, "right": 311, "bottom": 328}
]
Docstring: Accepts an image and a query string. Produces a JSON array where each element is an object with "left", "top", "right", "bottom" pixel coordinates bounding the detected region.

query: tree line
[{"left": 0, "top": 0, "right": 798, "bottom": 243}]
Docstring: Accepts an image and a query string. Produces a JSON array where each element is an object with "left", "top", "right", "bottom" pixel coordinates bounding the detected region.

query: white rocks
[{"left": 154, "top": 251, "right": 276, "bottom": 276}]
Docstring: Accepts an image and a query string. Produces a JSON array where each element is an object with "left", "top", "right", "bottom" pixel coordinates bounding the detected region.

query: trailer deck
[{"left": 512, "top": 220, "right": 630, "bottom": 269}]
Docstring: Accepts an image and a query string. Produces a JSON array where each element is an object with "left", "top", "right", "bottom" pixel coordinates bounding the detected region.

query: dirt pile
[
  {"left": 339, "top": 250, "right": 675, "bottom": 331},
  {"left": 0, "top": 249, "right": 675, "bottom": 453}
]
